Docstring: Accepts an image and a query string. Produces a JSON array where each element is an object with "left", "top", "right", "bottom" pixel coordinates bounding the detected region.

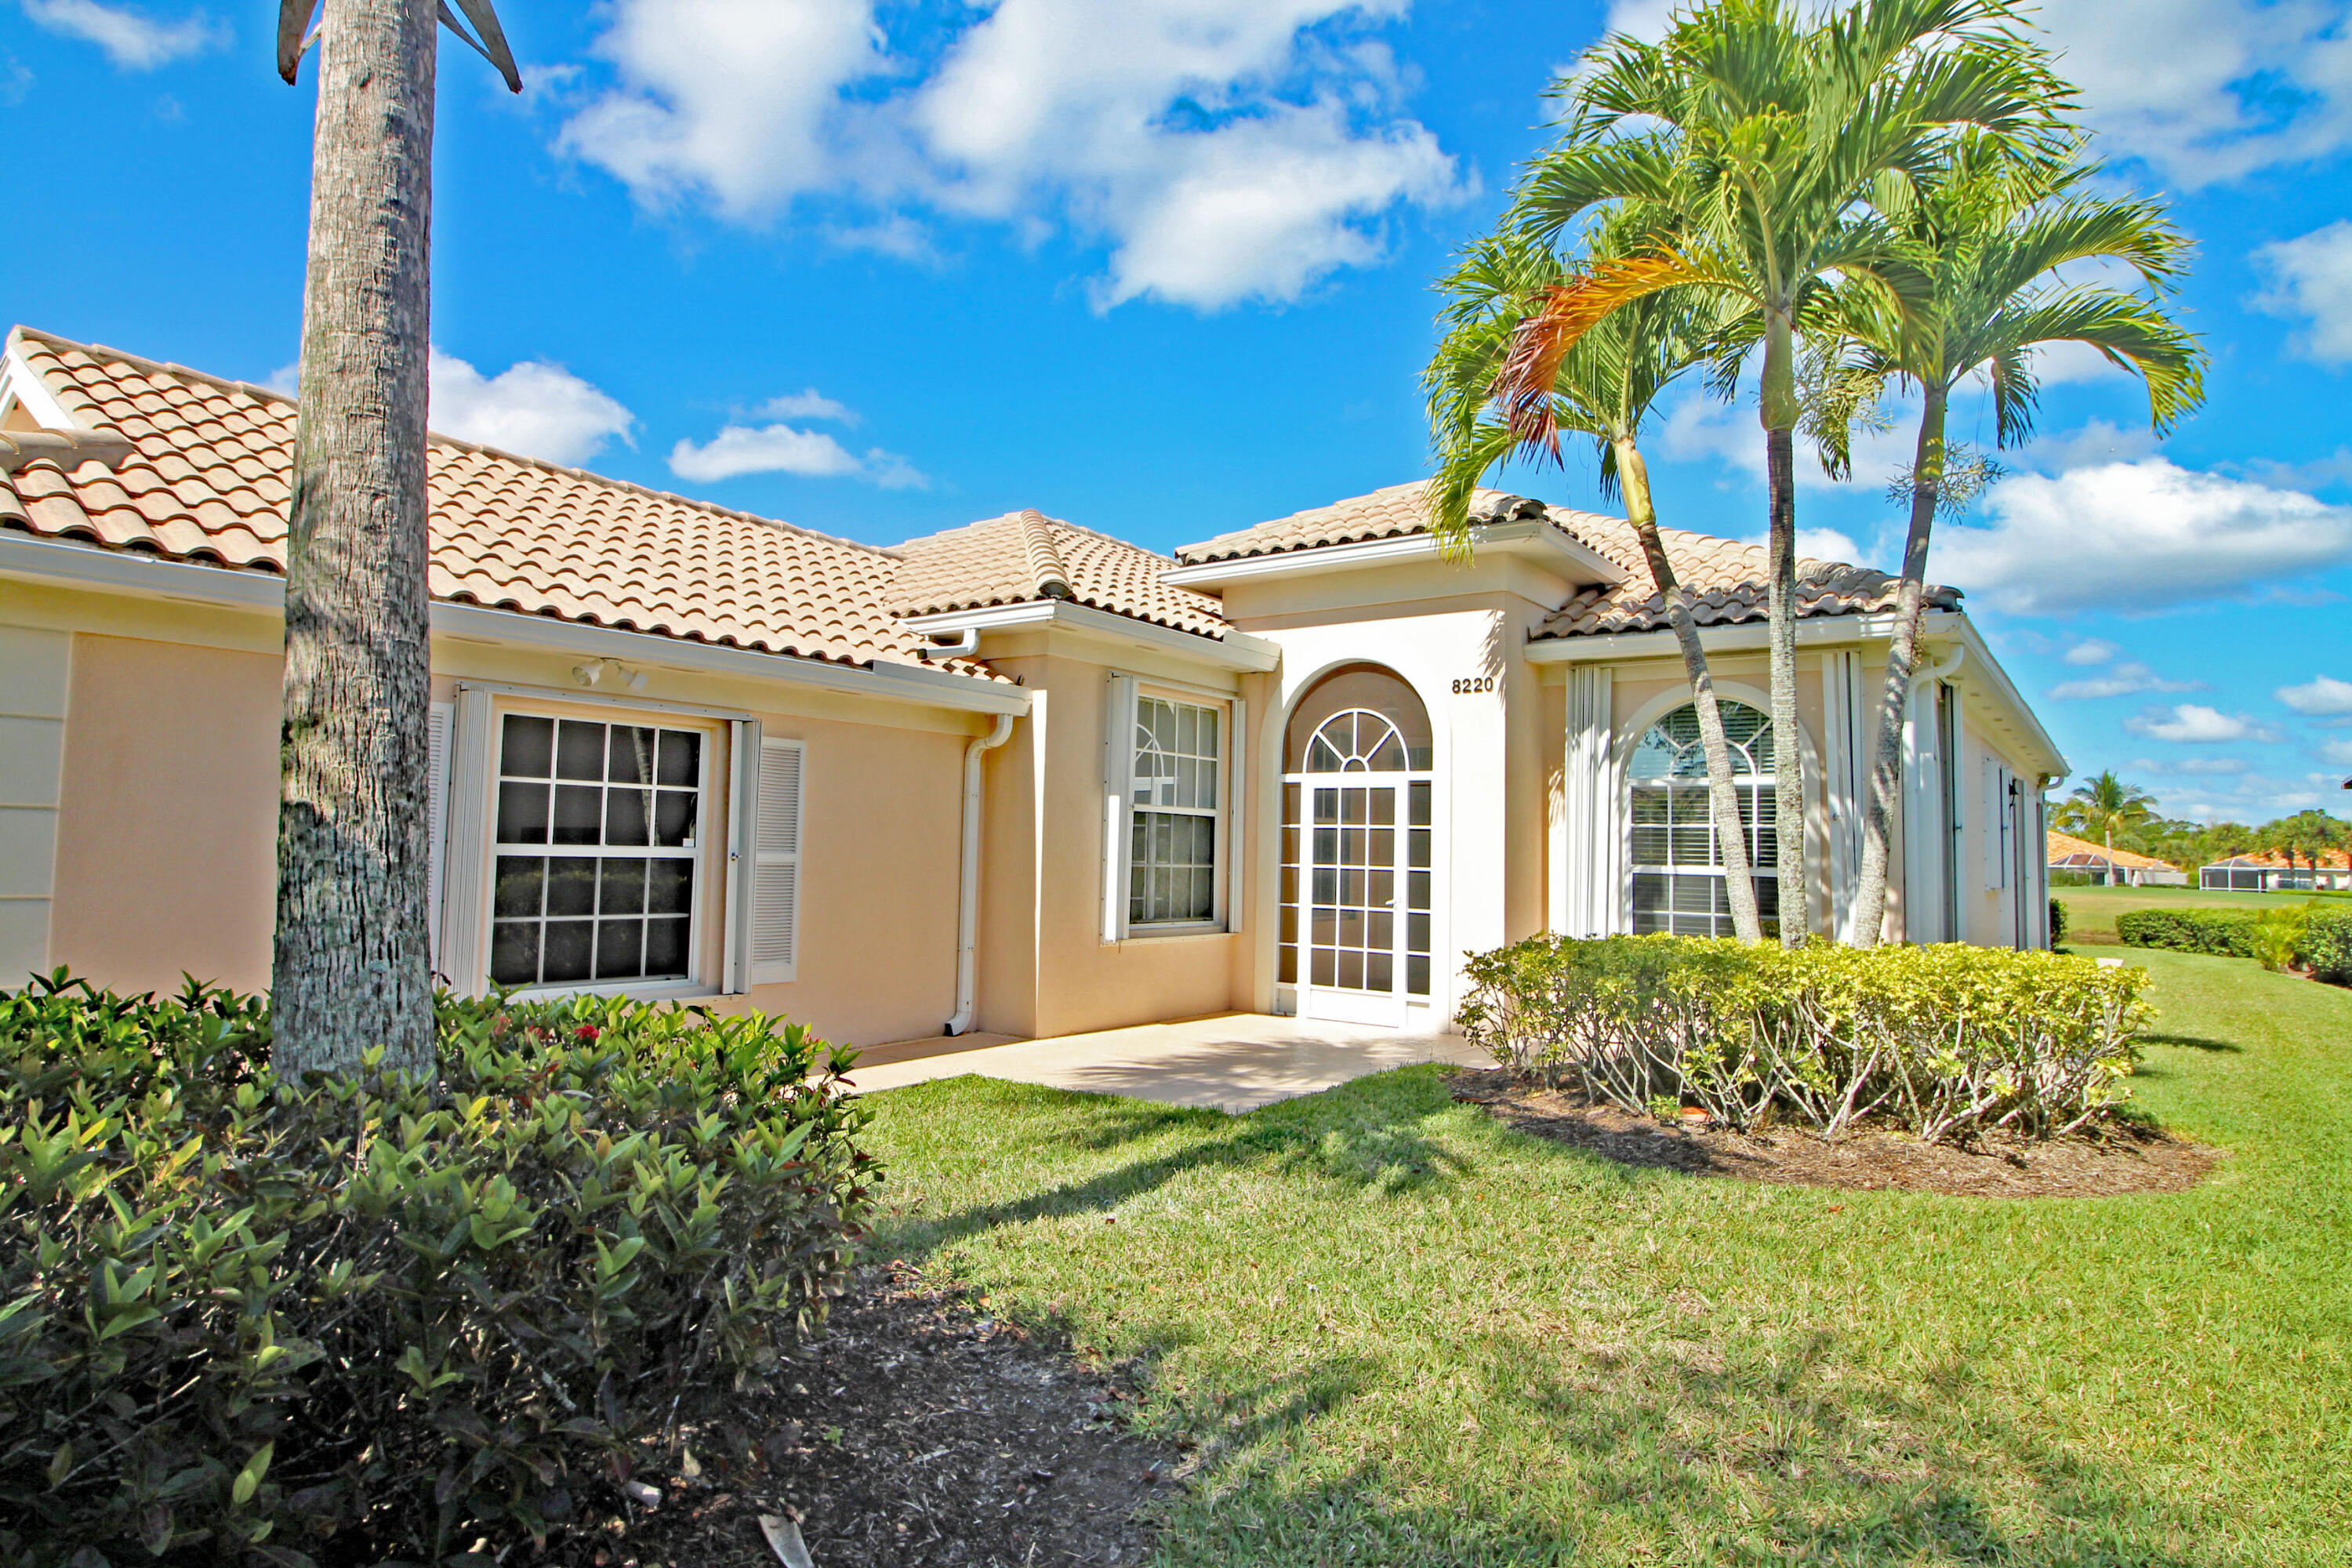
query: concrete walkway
[{"left": 849, "top": 1012, "right": 1486, "bottom": 1113}]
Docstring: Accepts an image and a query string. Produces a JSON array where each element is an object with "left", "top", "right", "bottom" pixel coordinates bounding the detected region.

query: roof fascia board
[
  {"left": 902, "top": 597, "right": 1280, "bottom": 672},
  {"left": 1162, "top": 518, "right": 1626, "bottom": 590},
  {"left": 1530, "top": 608, "right": 2066, "bottom": 778},
  {"left": 0, "top": 532, "right": 1030, "bottom": 718},
  {"left": 1523, "top": 611, "right": 1930, "bottom": 663}
]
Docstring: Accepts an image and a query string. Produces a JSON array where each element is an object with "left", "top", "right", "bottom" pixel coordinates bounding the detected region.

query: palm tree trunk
[
  {"left": 1616, "top": 437, "right": 1764, "bottom": 943},
  {"left": 1851, "top": 380, "right": 1947, "bottom": 947},
  {"left": 1762, "top": 310, "right": 1809, "bottom": 946},
  {"left": 273, "top": 0, "right": 440, "bottom": 1079}
]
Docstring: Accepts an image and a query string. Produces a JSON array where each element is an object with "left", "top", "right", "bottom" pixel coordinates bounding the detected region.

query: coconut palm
[
  {"left": 1842, "top": 142, "right": 2203, "bottom": 943},
  {"left": 1428, "top": 228, "right": 1768, "bottom": 941},
  {"left": 270, "top": 0, "right": 520, "bottom": 1077},
  {"left": 1467, "top": 0, "right": 2067, "bottom": 945},
  {"left": 2052, "top": 771, "right": 2156, "bottom": 844}
]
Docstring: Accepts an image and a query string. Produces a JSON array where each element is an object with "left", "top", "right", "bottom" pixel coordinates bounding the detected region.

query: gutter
[
  {"left": 0, "top": 531, "right": 1031, "bottom": 719},
  {"left": 902, "top": 596, "right": 1280, "bottom": 673},
  {"left": 945, "top": 713, "right": 1018, "bottom": 1036}
]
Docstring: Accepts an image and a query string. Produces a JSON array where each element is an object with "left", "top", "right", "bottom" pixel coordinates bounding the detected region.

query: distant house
[
  {"left": 2047, "top": 830, "right": 2186, "bottom": 887},
  {"left": 1, "top": 328, "right": 2066, "bottom": 1045},
  {"left": 2200, "top": 851, "right": 2352, "bottom": 893}
]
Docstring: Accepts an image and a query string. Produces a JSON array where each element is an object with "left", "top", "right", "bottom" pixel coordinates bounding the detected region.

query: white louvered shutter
[
  {"left": 426, "top": 702, "right": 452, "bottom": 967},
  {"left": 750, "top": 739, "right": 804, "bottom": 985}
]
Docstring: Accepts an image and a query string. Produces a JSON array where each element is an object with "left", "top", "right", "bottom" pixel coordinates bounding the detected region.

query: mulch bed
[
  {"left": 549, "top": 1262, "right": 1184, "bottom": 1567},
  {"left": 1450, "top": 1069, "right": 2220, "bottom": 1198}
]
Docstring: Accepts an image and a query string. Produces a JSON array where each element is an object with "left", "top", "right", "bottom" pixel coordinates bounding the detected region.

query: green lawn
[
  {"left": 2054, "top": 882, "right": 2350, "bottom": 942},
  {"left": 858, "top": 952, "right": 2350, "bottom": 1566}
]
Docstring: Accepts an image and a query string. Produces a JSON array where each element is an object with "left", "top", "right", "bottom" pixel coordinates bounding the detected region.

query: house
[
  {"left": 0, "top": 328, "right": 2065, "bottom": 1048},
  {"left": 2200, "top": 851, "right": 2352, "bottom": 893},
  {"left": 2046, "top": 830, "right": 2187, "bottom": 887}
]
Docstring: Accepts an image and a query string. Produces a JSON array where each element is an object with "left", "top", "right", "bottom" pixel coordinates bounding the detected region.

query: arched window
[
  {"left": 1284, "top": 664, "right": 1432, "bottom": 773},
  {"left": 1628, "top": 700, "right": 1779, "bottom": 938}
]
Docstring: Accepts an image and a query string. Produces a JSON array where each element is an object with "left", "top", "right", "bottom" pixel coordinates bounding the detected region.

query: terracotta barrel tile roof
[
  {"left": 1175, "top": 477, "right": 1956, "bottom": 640},
  {"left": 891, "top": 508, "right": 1230, "bottom": 637},
  {"left": 1537, "top": 515, "right": 1961, "bottom": 638},
  {"left": 0, "top": 328, "right": 989, "bottom": 675},
  {"left": 2045, "top": 831, "right": 2180, "bottom": 871}
]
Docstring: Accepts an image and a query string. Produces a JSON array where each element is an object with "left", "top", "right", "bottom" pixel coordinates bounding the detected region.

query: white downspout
[{"left": 946, "top": 713, "right": 1016, "bottom": 1035}]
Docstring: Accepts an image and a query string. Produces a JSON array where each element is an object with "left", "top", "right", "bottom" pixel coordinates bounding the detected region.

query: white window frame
[
  {"left": 437, "top": 682, "right": 758, "bottom": 1001},
  {"left": 484, "top": 706, "right": 717, "bottom": 999},
  {"left": 1102, "top": 675, "right": 1242, "bottom": 941}
]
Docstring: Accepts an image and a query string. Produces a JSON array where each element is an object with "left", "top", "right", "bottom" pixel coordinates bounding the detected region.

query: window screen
[
  {"left": 489, "top": 713, "right": 702, "bottom": 989},
  {"left": 1130, "top": 695, "right": 1220, "bottom": 925}
]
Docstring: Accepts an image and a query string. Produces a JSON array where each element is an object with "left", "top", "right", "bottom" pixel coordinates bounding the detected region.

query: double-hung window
[
  {"left": 488, "top": 713, "right": 705, "bottom": 989},
  {"left": 1109, "top": 688, "right": 1234, "bottom": 935}
]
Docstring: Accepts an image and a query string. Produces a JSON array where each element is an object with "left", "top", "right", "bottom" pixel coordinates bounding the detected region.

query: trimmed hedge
[
  {"left": 2115, "top": 907, "right": 2258, "bottom": 957},
  {"left": 2117, "top": 906, "right": 2352, "bottom": 980},
  {"left": 0, "top": 972, "right": 874, "bottom": 1566},
  {"left": 2305, "top": 913, "right": 2352, "bottom": 984},
  {"left": 1459, "top": 935, "right": 2151, "bottom": 1142},
  {"left": 2050, "top": 898, "right": 2069, "bottom": 945}
]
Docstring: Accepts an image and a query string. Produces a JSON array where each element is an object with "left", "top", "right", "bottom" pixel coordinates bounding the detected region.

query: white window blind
[
  {"left": 750, "top": 739, "right": 804, "bottom": 985},
  {"left": 426, "top": 701, "right": 452, "bottom": 968}
]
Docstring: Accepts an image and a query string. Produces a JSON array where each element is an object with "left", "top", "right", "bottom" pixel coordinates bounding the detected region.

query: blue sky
[{"left": 6, "top": 0, "right": 2352, "bottom": 822}]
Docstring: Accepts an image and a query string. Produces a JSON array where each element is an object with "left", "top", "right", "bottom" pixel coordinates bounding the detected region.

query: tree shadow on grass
[
  {"left": 1142, "top": 1323, "right": 2219, "bottom": 1568},
  {"left": 2141, "top": 1030, "right": 2242, "bottom": 1054},
  {"left": 874, "top": 1068, "right": 1475, "bottom": 1260}
]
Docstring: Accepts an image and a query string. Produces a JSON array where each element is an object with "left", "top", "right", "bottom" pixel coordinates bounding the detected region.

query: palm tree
[
  {"left": 1839, "top": 143, "right": 2202, "bottom": 942},
  {"left": 1487, "top": 0, "right": 2068, "bottom": 945},
  {"left": 270, "top": 0, "right": 519, "bottom": 1077},
  {"left": 2053, "top": 770, "right": 2156, "bottom": 879},
  {"left": 1427, "top": 228, "right": 1767, "bottom": 941}
]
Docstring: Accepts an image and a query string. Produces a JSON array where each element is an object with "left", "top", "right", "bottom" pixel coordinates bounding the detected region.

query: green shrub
[
  {"left": 1457, "top": 935, "right": 2151, "bottom": 1143},
  {"left": 2050, "top": 898, "right": 2070, "bottom": 945},
  {"left": 2303, "top": 911, "right": 2352, "bottom": 984},
  {"left": 0, "top": 972, "right": 874, "bottom": 1566},
  {"left": 2115, "top": 907, "right": 2259, "bottom": 957},
  {"left": 2249, "top": 906, "right": 2313, "bottom": 973}
]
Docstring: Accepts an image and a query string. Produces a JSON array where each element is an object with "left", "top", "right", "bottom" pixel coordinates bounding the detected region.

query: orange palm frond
[{"left": 1493, "top": 252, "right": 1740, "bottom": 455}]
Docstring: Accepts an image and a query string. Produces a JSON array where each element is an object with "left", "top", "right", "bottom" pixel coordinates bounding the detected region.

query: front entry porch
[{"left": 855, "top": 1012, "right": 1483, "bottom": 1113}]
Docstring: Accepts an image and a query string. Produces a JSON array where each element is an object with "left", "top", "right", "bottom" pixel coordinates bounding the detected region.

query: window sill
[
  {"left": 498, "top": 979, "right": 723, "bottom": 1004},
  {"left": 1112, "top": 924, "right": 1234, "bottom": 947}
]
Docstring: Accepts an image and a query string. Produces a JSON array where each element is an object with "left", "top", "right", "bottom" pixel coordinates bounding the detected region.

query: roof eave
[
  {"left": 1162, "top": 517, "right": 1627, "bottom": 590},
  {"left": 902, "top": 597, "right": 1279, "bottom": 672}
]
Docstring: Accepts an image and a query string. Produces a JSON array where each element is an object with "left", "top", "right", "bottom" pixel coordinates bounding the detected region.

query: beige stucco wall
[
  {"left": 975, "top": 645, "right": 1246, "bottom": 1040},
  {"left": 17, "top": 580, "right": 991, "bottom": 1048},
  {"left": 49, "top": 633, "right": 283, "bottom": 994}
]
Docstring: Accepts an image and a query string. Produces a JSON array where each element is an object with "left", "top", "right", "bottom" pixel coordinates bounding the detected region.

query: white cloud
[
  {"left": 19, "top": 0, "right": 223, "bottom": 69},
  {"left": 2047, "top": 661, "right": 2199, "bottom": 699},
  {"left": 667, "top": 421, "right": 926, "bottom": 488},
  {"left": 2252, "top": 220, "right": 2352, "bottom": 364},
  {"left": 2320, "top": 736, "right": 2352, "bottom": 765},
  {"left": 757, "top": 388, "right": 855, "bottom": 423},
  {"left": 557, "top": 0, "right": 1465, "bottom": 310},
  {"left": 428, "top": 350, "right": 635, "bottom": 468},
  {"left": 2030, "top": 0, "right": 2352, "bottom": 187},
  {"left": 2062, "top": 638, "right": 2118, "bottom": 666},
  {"left": 2123, "top": 704, "right": 2282, "bottom": 743},
  {"left": 1598, "top": 0, "right": 2352, "bottom": 188},
  {"left": 1935, "top": 457, "right": 2352, "bottom": 614},
  {"left": 2126, "top": 754, "right": 2252, "bottom": 776},
  {"left": 2030, "top": 339, "right": 2132, "bottom": 387},
  {"left": 2278, "top": 673, "right": 2352, "bottom": 715},
  {"left": 557, "top": 0, "right": 888, "bottom": 219}
]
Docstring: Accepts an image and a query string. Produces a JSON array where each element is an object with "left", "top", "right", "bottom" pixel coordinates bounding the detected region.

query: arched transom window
[
  {"left": 1304, "top": 710, "right": 1409, "bottom": 772},
  {"left": 1629, "top": 700, "right": 1779, "bottom": 938}
]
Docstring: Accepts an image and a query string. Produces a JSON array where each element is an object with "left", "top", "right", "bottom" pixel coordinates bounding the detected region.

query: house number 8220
[{"left": 1451, "top": 676, "right": 1495, "bottom": 695}]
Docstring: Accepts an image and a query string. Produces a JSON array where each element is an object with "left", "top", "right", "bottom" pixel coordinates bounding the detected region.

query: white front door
[{"left": 1286, "top": 775, "right": 1433, "bottom": 1026}]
